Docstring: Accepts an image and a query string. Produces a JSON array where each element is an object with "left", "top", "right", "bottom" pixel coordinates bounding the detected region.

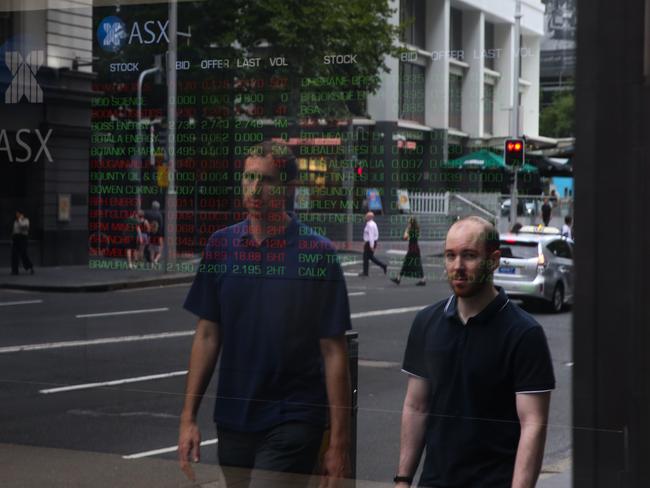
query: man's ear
[{"left": 485, "top": 250, "right": 501, "bottom": 272}]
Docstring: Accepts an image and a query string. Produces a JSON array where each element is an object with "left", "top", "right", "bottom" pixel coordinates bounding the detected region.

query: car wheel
[{"left": 549, "top": 284, "right": 564, "bottom": 313}]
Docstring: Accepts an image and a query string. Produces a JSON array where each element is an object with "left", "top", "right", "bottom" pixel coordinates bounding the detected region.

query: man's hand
[
  {"left": 178, "top": 419, "right": 201, "bottom": 481},
  {"left": 319, "top": 445, "right": 350, "bottom": 488}
]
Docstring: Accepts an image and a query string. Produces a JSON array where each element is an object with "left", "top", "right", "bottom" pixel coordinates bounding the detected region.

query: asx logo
[
  {"left": 97, "top": 15, "right": 173, "bottom": 53},
  {"left": 0, "top": 36, "right": 44, "bottom": 104}
]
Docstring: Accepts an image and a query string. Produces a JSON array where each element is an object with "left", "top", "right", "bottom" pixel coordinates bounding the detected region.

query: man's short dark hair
[{"left": 248, "top": 141, "right": 298, "bottom": 183}]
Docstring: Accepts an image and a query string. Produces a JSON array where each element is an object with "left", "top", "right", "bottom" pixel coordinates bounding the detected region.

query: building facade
[{"left": 0, "top": 1, "right": 94, "bottom": 266}]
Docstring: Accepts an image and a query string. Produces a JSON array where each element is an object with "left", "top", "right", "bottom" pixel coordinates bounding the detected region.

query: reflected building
[{"left": 0, "top": 2, "right": 94, "bottom": 266}]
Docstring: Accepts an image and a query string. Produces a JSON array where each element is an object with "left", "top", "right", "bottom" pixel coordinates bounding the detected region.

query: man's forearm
[
  {"left": 511, "top": 423, "right": 547, "bottom": 488},
  {"left": 397, "top": 405, "right": 428, "bottom": 481},
  {"left": 180, "top": 320, "right": 220, "bottom": 422}
]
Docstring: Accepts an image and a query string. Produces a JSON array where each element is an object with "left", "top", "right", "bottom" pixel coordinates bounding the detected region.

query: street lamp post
[
  {"left": 164, "top": 0, "right": 178, "bottom": 272},
  {"left": 510, "top": 0, "right": 522, "bottom": 226},
  {"left": 136, "top": 65, "right": 161, "bottom": 211}
]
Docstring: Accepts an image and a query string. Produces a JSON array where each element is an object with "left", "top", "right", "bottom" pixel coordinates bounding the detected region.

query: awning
[
  {"left": 526, "top": 155, "right": 573, "bottom": 176},
  {"left": 444, "top": 149, "right": 505, "bottom": 170},
  {"left": 444, "top": 149, "right": 539, "bottom": 173}
]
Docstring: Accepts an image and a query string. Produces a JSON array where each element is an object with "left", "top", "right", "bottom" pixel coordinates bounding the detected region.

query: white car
[{"left": 494, "top": 226, "right": 574, "bottom": 313}]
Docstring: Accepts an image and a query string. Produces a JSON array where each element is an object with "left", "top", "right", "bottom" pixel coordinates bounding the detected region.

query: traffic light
[
  {"left": 354, "top": 161, "right": 366, "bottom": 181},
  {"left": 504, "top": 138, "right": 525, "bottom": 166}
]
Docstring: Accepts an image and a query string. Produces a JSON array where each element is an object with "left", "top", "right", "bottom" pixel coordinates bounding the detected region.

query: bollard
[{"left": 346, "top": 330, "right": 359, "bottom": 481}]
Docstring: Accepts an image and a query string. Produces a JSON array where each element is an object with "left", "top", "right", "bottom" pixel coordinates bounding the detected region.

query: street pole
[
  {"left": 345, "top": 120, "right": 354, "bottom": 249},
  {"left": 509, "top": 0, "right": 522, "bottom": 225},
  {"left": 136, "top": 66, "right": 161, "bottom": 211},
  {"left": 164, "top": 0, "right": 178, "bottom": 272}
]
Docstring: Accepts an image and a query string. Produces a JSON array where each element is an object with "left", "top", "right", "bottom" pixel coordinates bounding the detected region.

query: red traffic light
[
  {"left": 504, "top": 138, "right": 525, "bottom": 166},
  {"left": 356, "top": 166, "right": 363, "bottom": 176}
]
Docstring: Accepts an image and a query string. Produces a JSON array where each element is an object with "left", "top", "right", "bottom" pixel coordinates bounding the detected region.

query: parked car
[
  {"left": 494, "top": 226, "right": 574, "bottom": 312},
  {"left": 500, "top": 198, "right": 538, "bottom": 217}
]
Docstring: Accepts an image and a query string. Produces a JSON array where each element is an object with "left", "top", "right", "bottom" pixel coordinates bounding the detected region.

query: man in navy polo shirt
[
  {"left": 178, "top": 142, "right": 352, "bottom": 487},
  {"left": 394, "top": 216, "right": 555, "bottom": 488}
]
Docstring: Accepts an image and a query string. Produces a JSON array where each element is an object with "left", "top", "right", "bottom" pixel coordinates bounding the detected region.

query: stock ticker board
[{"left": 88, "top": 3, "right": 443, "bottom": 273}]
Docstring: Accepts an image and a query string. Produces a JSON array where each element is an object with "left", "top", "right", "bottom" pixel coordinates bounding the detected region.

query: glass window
[
  {"left": 499, "top": 241, "right": 539, "bottom": 259},
  {"left": 484, "top": 22, "right": 495, "bottom": 70},
  {"left": 400, "top": 0, "right": 425, "bottom": 48},
  {"left": 399, "top": 62, "right": 425, "bottom": 123},
  {"left": 484, "top": 83, "right": 494, "bottom": 134},
  {"left": 547, "top": 240, "right": 573, "bottom": 259},
  {"left": 450, "top": 8, "right": 463, "bottom": 54}
]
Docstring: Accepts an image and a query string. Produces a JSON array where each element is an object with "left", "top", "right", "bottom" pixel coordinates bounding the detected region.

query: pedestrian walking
[
  {"left": 562, "top": 215, "right": 573, "bottom": 239},
  {"left": 360, "top": 211, "right": 387, "bottom": 277},
  {"left": 124, "top": 210, "right": 141, "bottom": 269},
  {"left": 394, "top": 216, "right": 555, "bottom": 488},
  {"left": 10, "top": 210, "right": 34, "bottom": 275},
  {"left": 541, "top": 197, "right": 552, "bottom": 227},
  {"left": 391, "top": 217, "right": 425, "bottom": 286},
  {"left": 178, "top": 142, "right": 352, "bottom": 487},
  {"left": 144, "top": 200, "right": 164, "bottom": 265}
]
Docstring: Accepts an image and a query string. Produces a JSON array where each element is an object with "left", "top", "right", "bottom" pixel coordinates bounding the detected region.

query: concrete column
[
  {"left": 574, "top": 0, "right": 650, "bottom": 486},
  {"left": 520, "top": 35, "right": 540, "bottom": 136},
  {"left": 460, "top": 9, "right": 483, "bottom": 136},
  {"left": 425, "top": 0, "right": 450, "bottom": 128},
  {"left": 493, "top": 22, "right": 514, "bottom": 137}
]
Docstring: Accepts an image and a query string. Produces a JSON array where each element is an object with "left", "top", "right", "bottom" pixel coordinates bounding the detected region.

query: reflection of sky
[{"left": 552, "top": 176, "right": 573, "bottom": 196}]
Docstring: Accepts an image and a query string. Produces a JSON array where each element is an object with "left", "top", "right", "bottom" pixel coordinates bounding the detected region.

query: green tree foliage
[
  {"left": 95, "top": 0, "right": 400, "bottom": 119},
  {"left": 540, "top": 90, "right": 575, "bottom": 138}
]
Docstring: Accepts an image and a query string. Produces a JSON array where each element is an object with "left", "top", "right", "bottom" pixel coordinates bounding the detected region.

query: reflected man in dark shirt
[{"left": 178, "top": 141, "right": 352, "bottom": 487}]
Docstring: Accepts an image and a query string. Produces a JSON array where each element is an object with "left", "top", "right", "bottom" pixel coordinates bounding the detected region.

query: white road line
[
  {"left": 351, "top": 305, "right": 426, "bottom": 319},
  {"left": 343, "top": 272, "right": 359, "bottom": 277},
  {"left": 0, "top": 330, "right": 194, "bottom": 354},
  {"left": 2, "top": 306, "right": 424, "bottom": 355},
  {"left": 340, "top": 260, "right": 362, "bottom": 267},
  {"left": 347, "top": 292, "right": 366, "bottom": 297},
  {"left": 123, "top": 438, "right": 218, "bottom": 460},
  {"left": 39, "top": 370, "right": 188, "bottom": 395},
  {"left": 76, "top": 307, "right": 169, "bottom": 319},
  {"left": 0, "top": 299, "right": 43, "bottom": 307}
]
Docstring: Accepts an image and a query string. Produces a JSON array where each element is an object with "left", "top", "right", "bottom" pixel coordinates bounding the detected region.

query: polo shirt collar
[
  {"left": 444, "top": 287, "right": 510, "bottom": 324},
  {"left": 239, "top": 212, "right": 299, "bottom": 247}
]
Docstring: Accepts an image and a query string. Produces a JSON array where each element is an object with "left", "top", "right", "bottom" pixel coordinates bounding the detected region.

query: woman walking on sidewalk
[
  {"left": 10, "top": 210, "right": 34, "bottom": 275},
  {"left": 391, "top": 216, "right": 425, "bottom": 286}
]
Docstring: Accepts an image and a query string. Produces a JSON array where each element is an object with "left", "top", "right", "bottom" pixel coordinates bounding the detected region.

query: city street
[{"left": 0, "top": 253, "right": 572, "bottom": 485}]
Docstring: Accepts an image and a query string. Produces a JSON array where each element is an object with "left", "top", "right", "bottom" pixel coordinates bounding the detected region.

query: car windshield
[{"left": 499, "top": 241, "right": 539, "bottom": 259}]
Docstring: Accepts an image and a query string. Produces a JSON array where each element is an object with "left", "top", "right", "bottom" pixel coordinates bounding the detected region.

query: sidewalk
[
  {"left": 0, "top": 262, "right": 197, "bottom": 292},
  {"left": 1, "top": 443, "right": 571, "bottom": 488},
  {"left": 0, "top": 241, "right": 446, "bottom": 293}
]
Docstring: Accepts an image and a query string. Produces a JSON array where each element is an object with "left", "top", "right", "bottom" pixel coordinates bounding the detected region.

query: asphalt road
[{"left": 0, "top": 254, "right": 572, "bottom": 485}]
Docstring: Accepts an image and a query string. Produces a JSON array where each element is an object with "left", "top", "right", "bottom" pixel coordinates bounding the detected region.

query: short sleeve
[
  {"left": 402, "top": 313, "right": 428, "bottom": 378},
  {"left": 183, "top": 239, "right": 223, "bottom": 323},
  {"left": 512, "top": 326, "right": 556, "bottom": 393},
  {"left": 316, "top": 252, "right": 352, "bottom": 338}
]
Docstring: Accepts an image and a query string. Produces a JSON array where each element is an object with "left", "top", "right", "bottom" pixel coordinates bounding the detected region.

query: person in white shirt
[
  {"left": 360, "top": 211, "right": 387, "bottom": 277},
  {"left": 561, "top": 215, "right": 573, "bottom": 240}
]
